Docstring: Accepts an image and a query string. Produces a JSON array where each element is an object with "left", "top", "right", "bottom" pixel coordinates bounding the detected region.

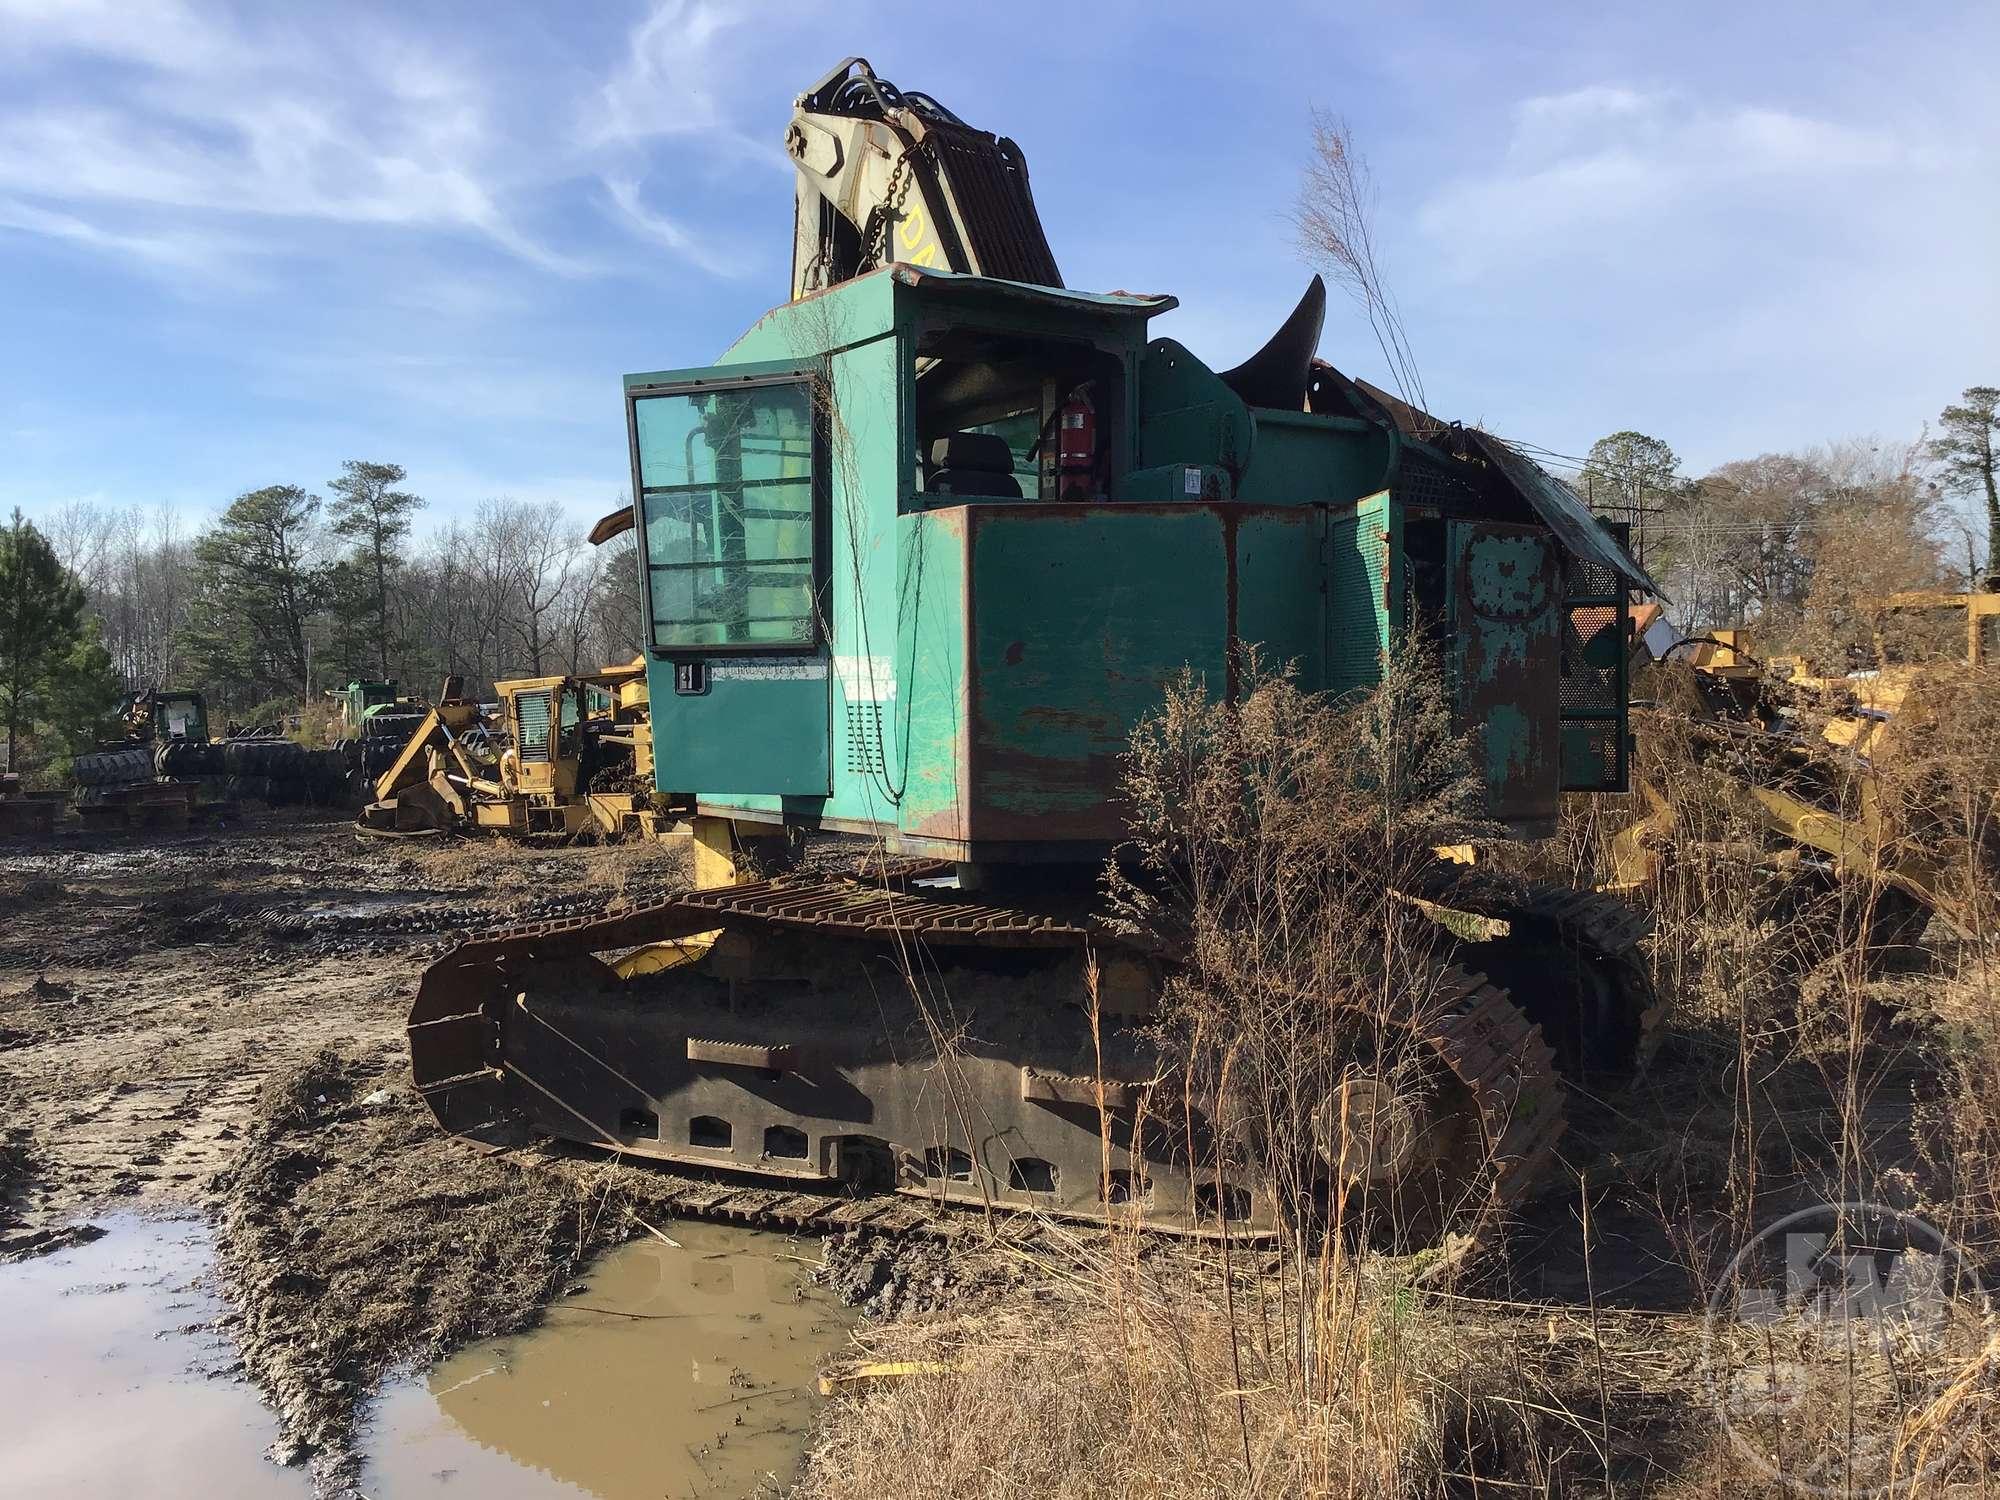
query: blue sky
[{"left": 2, "top": 0, "right": 1994, "bottom": 538}]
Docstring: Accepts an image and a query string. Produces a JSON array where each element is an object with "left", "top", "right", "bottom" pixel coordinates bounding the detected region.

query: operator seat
[{"left": 926, "top": 432, "right": 1022, "bottom": 498}]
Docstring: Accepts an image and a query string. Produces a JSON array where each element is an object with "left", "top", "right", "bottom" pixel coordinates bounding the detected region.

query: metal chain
[{"left": 861, "top": 141, "right": 922, "bottom": 272}]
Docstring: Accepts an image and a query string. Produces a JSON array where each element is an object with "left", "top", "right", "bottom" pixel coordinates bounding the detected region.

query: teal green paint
[
  {"left": 1236, "top": 409, "right": 1394, "bottom": 505},
  {"left": 1325, "top": 492, "right": 1401, "bottom": 700},
  {"left": 626, "top": 360, "right": 830, "bottom": 797},
  {"left": 619, "top": 268, "right": 1618, "bottom": 849},
  {"left": 1234, "top": 509, "right": 1326, "bottom": 691},
  {"left": 623, "top": 355, "right": 819, "bottom": 391},
  {"left": 891, "top": 510, "right": 969, "bottom": 838},
  {"left": 1117, "top": 462, "right": 1230, "bottom": 501},
  {"left": 1448, "top": 522, "right": 1560, "bottom": 828},
  {"left": 1134, "top": 339, "right": 1254, "bottom": 480},
  {"left": 821, "top": 331, "right": 923, "bottom": 828},
  {"left": 1561, "top": 722, "right": 1613, "bottom": 787},
  {"left": 968, "top": 507, "right": 1228, "bottom": 838},
  {"left": 719, "top": 275, "right": 898, "bottom": 366},
  {"left": 1464, "top": 533, "right": 1555, "bottom": 636},
  {"left": 654, "top": 666, "right": 830, "bottom": 799},
  {"left": 1484, "top": 703, "right": 1531, "bottom": 785}
]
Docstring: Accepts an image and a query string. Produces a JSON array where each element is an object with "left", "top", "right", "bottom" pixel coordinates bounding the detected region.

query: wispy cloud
[
  {"left": 0, "top": 0, "right": 772, "bottom": 282},
  {"left": 601, "top": 175, "right": 742, "bottom": 278},
  {"left": 0, "top": 194, "right": 238, "bottom": 272},
  {"left": 582, "top": 1, "right": 791, "bottom": 278},
  {"left": 581, "top": 0, "right": 775, "bottom": 163},
  {"left": 0, "top": 0, "right": 245, "bottom": 73}
]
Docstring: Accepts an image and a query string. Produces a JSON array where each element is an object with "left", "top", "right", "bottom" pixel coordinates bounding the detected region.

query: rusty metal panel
[
  {"left": 1449, "top": 521, "right": 1561, "bottom": 832},
  {"left": 1463, "top": 430, "right": 1658, "bottom": 596},
  {"left": 894, "top": 508, "right": 972, "bottom": 843},
  {"left": 962, "top": 504, "right": 1229, "bottom": 843}
]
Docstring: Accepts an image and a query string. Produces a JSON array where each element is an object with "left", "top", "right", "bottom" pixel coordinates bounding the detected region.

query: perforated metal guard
[
  {"left": 843, "top": 702, "right": 885, "bottom": 775},
  {"left": 515, "top": 690, "right": 553, "bottom": 764},
  {"left": 1393, "top": 447, "right": 1485, "bottom": 513}
]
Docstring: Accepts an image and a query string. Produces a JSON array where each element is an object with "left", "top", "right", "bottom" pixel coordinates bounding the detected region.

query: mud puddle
[
  {"left": 364, "top": 1221, "right": 855, "bottom": 1499},
  {"left": 0, "top": 1213, "right": 308, "bottom": 1498}
]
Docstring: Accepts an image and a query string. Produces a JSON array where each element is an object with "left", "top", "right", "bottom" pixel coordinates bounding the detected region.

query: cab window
[
  {"left": 909, "top": 325, "right": 1122, "bottom": 504},
  {"left": 631, "top": 379, "right": 819, "bottom": 651}
]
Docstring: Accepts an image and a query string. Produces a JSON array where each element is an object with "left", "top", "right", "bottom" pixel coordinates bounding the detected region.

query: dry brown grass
[
  {"left": 802, "top": 1237, "right": 1505, "bottom": 1500},
  {"left": 405, "top": 827, "right": 691, "bottom": 904},
  {"left": 1106, "top": 644, "right": 1499, "bottom": 1242},
  {"left": 798, "top": 639, "right": 2000, "bottom": 1500}
]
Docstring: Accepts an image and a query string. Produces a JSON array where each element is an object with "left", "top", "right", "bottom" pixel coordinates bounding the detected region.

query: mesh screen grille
[
  {"left": 1393, "top": 448, "right": 1484, "bottom": 512},
  {"left": 1560, "top": 605, "right": 1622, "bottom": 714},
  {"left": 1557, "top": 518, "right": 1630, "bottom": 791},
  {"left": 515, "top": 690, "right": 553, "bottom": 763},
  {"left": 1327, "top": 496, "right": 1394, "bottom": 699}
]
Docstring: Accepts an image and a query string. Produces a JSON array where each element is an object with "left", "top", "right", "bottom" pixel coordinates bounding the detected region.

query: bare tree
[
  {"left": 557, "top": 545, "right": 605, "bottom": 675},
  {"left": 96, "top": 505, "right": 191, "bottom": 688},
  {"left": 505, "top": 502, "right": 583, "bottom": 676},
  {"left": 43, "top": 501, "right": 117, "bottom": 596}
]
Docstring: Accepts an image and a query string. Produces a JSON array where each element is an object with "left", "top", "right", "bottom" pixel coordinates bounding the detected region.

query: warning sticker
[{"left": 709, "top": 656, "right": 828, "bottom": 683}]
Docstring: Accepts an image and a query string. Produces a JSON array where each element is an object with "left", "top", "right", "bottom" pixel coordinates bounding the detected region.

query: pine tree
[
  {"left": 0, "top": 509, "right": 88, "bottom": 770},
  {"left": 1931, "top": 387, "right": 1999, "bottom": 588},
  {"left": 42, "top": 616, "right": 124, "bottom": 763},
  {"left": 326, "top": 460, "right": 424, "bottom": 679},
  {"left": 180, "top": 486, "right": 325, "bottom": 708}
]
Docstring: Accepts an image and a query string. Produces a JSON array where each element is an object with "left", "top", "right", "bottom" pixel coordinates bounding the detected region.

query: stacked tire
[
  {"left": 72, "top": 746, "right": 153, "bottom": 788},
  {"left": 220, "top": 736, "right": 319, "bottom": 805},
  {"left": 155, "top": 740, "right": 222, "bottom": 779}
]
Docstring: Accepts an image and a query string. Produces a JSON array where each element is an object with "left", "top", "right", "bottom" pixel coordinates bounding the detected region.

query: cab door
[{"left": 625, "top": 360, "right": 830, "bottom": 799}]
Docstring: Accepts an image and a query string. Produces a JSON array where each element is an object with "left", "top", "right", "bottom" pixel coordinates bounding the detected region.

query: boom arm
[{"left": 786, "top": 57, "right": 1061, "bottom": 299}]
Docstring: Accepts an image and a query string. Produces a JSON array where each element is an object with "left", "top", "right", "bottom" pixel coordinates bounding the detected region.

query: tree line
[
  {"left": 1572, "top": 385, "right": 1998, "bottom": 659},
  {"left": 36, "top": 463, "right": 645, "bottom": 730}
]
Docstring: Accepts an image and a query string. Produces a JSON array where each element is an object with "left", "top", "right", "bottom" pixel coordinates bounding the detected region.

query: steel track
[{"left": 408, "top": 866, "right": 1633, "bottom": 1246}]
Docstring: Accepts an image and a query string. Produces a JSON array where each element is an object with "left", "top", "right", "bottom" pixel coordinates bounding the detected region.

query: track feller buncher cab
[
  {"left": 330, "top": 679, "right": 430, "bottom": 791},
  {"left": 408, "top": 59, "right": 1661, "bottom": 1240},
  {"left": 69, "top": 687, "right": 220, "bottom": 828}
]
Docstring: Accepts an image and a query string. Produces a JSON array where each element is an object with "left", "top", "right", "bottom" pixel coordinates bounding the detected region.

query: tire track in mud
[
  {"left": 4, "top": 958, "right": 413, "bottom": 1238},
  {"left": 0, "top": 818, "right": 690, "bottom": 1237}
]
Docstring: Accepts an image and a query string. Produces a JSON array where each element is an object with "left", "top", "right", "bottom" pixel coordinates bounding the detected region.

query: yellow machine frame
[
  {"left": 1613, "top": 597, "right": 1997, "bottom": 936},
  {"left": 365, "top": 659, "right": 660, "bottom": 839}
]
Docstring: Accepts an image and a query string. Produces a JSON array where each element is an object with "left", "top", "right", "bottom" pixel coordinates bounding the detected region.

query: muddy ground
[
  {"left": 0, "top": 813, "right": 1028, "bottom": 1495},
  {"left": 0, "top": 815, "right": 714, "bottom": 1490},
  {"left": 0, "top": 813, "right": 1959, "bottom": 1498}
]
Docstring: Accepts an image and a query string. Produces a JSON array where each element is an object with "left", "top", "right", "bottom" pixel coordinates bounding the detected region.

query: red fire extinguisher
[{"left": 1056, "top": 388, "right": 1097, "bottom": 501}]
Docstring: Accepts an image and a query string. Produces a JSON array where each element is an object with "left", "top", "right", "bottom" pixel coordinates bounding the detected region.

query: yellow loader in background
[{"left": 360, "top": 658, "right": 668, "bottom": 840}]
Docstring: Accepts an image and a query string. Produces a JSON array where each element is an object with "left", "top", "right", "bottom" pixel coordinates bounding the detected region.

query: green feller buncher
[
  {"left": 69, "top": 688, "right": 222, "bottom": 829},
  {"left": 407, "top": 59, "right": 1661, "bottom": 1240},
  {"left": 329, "top": 679, "right": 431, "bottom": 801}
]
